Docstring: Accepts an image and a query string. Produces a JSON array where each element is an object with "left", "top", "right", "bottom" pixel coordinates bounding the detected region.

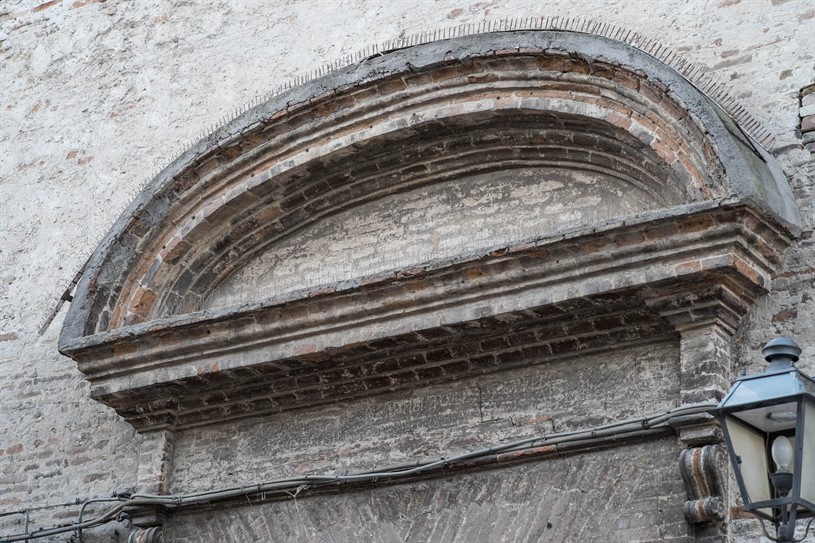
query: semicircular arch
[{"left": 60, "top": 29, "right": 800, "bottom": 370}]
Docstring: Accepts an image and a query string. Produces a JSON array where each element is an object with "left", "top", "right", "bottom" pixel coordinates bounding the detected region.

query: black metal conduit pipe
[
  {"left": 0, "top": 402, "right": 716, "bottom": 542},
  {"left": 76, "top": 498, "right": 124, "bottom": 541}
]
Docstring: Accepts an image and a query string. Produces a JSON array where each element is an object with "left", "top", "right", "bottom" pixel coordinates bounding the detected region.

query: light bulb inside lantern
[{"left": 771, "top": 435, "right": 794, "bottom": 473}]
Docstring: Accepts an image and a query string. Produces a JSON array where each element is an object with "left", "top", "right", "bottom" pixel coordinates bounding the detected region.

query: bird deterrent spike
[
  {"left": 658, "top": 45, "right": 669, "bottom": 60},
  {"left": 654, "top": 42, "right": 665, "bottom": 57}
]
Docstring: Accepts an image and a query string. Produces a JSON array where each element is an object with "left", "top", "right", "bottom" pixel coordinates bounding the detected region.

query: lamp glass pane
[
  {"left": 801, "top": 401, "right": 815, "bottom": 504},
  {"left": 726, "top": 416, "right": 771, "bottom": 504},
  {"left": 733, "top": 401, "right": 798, "bottom": 433},
  {"left": 722, "top": 372, "right": 811, "bottom": 408}
]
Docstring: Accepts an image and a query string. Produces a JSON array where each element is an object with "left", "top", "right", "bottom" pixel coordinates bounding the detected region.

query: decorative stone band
[
  {"left": 104, "top": 54, "right": 714, "bottom": 329},
  {"left": 127, "top": 527, "right": 163, "bottom": 543},
  {"left": 683, "top": 497, "right": 726, "bottom": 525},
  {"left": 679, "top": 445, "right": 726, "bottom": 524}
]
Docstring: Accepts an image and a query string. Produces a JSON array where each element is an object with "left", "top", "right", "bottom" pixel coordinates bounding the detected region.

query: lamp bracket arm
[
  {"left": 755, "top": 515, "right": 815, "bottom": 543},
  {"left": 756, "top": 516, "right": 784, "bottom": 543}
]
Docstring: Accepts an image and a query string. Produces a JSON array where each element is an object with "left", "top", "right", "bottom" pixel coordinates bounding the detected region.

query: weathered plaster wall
[{"left": 0, "top": 1, "right": 813, "bottom": 542}]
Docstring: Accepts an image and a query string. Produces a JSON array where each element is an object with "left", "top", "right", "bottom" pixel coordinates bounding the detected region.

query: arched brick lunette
[
  {"left": 58, "top": 31, "right": 801, "bottom": 418},
  {"left": 58, "top": 30, "right": 801, "bottom": 346}
]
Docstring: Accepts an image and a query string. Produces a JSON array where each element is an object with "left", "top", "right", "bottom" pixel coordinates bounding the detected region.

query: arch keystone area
[{"left": 59, "top": 30, "right": 800, "bottom": 431}]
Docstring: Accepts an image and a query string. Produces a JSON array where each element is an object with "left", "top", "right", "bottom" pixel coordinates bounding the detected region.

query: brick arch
[
  {"left": 123, "top": 58, "right": 720, "bottom": 327},
  {"left": 198, "top": 112, "right": 680, "bottom": 313},
  {"left": 59, "top": 30, "right": 799, "bottom": 431}
]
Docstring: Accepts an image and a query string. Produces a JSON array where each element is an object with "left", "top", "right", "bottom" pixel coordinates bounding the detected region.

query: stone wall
[
  {"left": 1, "top": 1, "right": 813, "bottom": 542},
  {"left": 166, "top": 437, "right": 690, "bottom": 543},
  {"left": 170, "top": 342, "right": 679, "bottom": 495}
]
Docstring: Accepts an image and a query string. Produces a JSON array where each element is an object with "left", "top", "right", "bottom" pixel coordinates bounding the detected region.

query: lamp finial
[{"left": 762, "top": 337, "right": 801, "bottom": 370}]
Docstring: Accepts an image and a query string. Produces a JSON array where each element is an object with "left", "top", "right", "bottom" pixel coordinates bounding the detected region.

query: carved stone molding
[
  {"left": 57, "top": 206, "right": 789, "bottom": 432},
  {"left": 679, "top": 445, "right": 726, "bottom": 524},
  {"left": 58, "top": 30, "right": 799, "bottom": 432}
]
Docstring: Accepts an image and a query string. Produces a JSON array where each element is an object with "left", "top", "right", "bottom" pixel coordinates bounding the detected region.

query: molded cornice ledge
[{"left": 61, "top": 204, "right": 790, "bottom": 431}]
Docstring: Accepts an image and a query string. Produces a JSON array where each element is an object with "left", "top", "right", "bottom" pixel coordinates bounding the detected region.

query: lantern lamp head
[{"left": 716, "top": 337, "right": 815, "bottom": 542}]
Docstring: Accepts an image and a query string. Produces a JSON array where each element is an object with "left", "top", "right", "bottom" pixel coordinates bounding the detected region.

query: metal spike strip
[
  {"left": 656, "top": 44, "right": 666, "bottom": 60},
  {"left": 656, "top": 43, "right": 667, "bottom": 59}
]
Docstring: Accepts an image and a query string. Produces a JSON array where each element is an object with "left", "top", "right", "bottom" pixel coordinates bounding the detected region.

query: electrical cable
[{"left": 0, "top": 402, "right": 716, "bottom": 542}]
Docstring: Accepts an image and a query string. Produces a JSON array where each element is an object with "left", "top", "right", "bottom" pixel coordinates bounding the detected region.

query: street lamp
[{"left": 716, "top": 337, "right": 815, "bottom": 542}]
